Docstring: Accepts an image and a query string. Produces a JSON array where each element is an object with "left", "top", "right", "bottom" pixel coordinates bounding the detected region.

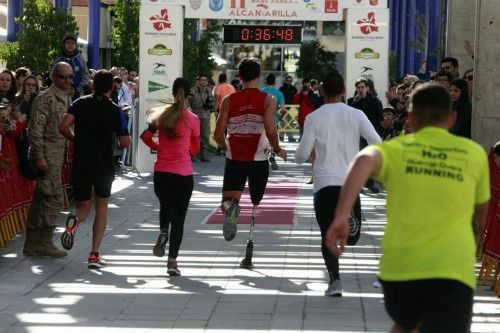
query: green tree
[
  {"left": 183, "top": 19, "right": 220, "bottom": 81},
  {"left": 0, "top": 0, "right": 78, "bottom": 72},
  {"left": 296, "top": 40, "right": 337, "bottom": 82},
  {"left": 110, "top": 0, "right": 140, "bottom": 71}
]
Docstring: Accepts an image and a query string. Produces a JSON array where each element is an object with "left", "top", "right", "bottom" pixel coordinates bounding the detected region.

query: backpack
[{"left": 15, "top": 128, "right": 38, "bottom": 180}]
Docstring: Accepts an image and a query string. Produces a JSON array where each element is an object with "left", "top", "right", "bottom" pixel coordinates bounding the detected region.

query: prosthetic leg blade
[{"left": 240, "top": 240, "right": 254, "bottom": 269}]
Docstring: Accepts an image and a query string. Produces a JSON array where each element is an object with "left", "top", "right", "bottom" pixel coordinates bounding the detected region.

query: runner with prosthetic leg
[{"left": 214, "top": 58, "right": 287, "bottom": 267}]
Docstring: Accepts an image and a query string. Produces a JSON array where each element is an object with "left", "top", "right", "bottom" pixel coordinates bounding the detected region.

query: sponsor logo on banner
[
  {"left": 357, "top": 12, "right": 378, "bottom": 35},
  {"left": 147, "top": 44, "right": 173, "bottom": 55},
  {"left": 146, "top": 98, "right": 173, "bottom": 105},
  {"left": 186, "top": 0, "right": 343, "bottom": 21},
  {"left": 144, "top": 0, "right": 186, "bottom": 3},
  {"left": 345, "top": 0, "right": 385, "bottom": 7},
  {"left": 305, "top": 3, "right": 317, "bottom": 11},
  {"left": 360, "top": 66, "right": 374, "bottom": 81},
  {"left": 150, "top": 8, "right": 172, "bottom": 31},
  {"left": 189, "top": 0, "right": 202, "bottom": 10},
  {"left": 152, "top": 62, "right": 167, "bottom": 76},
  {"left": 361, "top": 66, "right": 373, "bottom": 73},
  {"left": 355, "top": 48, "right": 380, "bottom": 59},
  {"left": 230, "top": 0, "right": 246, "bottom": 8},
  {"left": 145, "top": 9, "right": 177, "bottom": 37},
  {"left": 361, "top": 73, "right": 374, "bottom": 82},
  {"left": 149, "top": 81, "right": 169, "bottom": 93},
  {"left": 209, "top": 0, "right": 223, "bottom": 11},
  {"left": 325, "top": 0, "right": 339, "bottom": 13}
]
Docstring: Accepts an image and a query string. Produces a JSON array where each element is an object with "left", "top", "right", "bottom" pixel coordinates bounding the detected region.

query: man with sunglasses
[
  {"left": 463, "top": 68, "right": 474, "bottom": 96},
  {"left": 23, "top": 62, "right": 74, "bottom": 258}
]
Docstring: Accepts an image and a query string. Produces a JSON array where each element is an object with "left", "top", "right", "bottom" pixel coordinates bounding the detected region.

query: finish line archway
[{"left": 136, "top": 0, "right": 388, "bottom": 173}]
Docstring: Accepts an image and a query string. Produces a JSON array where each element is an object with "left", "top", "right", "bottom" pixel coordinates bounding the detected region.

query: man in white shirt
[
  {"left": 114, "top": 78, "right": 132, "bottom": 108},
  {"left": 295, "top": 71, "right": 381, "bottom": 297}
]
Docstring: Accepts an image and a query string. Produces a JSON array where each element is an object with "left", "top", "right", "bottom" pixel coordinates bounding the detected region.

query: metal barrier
[
  {"left": 279, "top": 104, "right": 300, "bottom": 136},
  {"left": 478, "top": 149, "right": 500, "bottom": 296},
  {"left": 0, "top": 138, "right": 72, "bottom": 249}
]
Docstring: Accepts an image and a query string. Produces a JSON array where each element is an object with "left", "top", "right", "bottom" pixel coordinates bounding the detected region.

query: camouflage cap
[{"left": 62, "top": 32, "right": 78, "bottom": 43}]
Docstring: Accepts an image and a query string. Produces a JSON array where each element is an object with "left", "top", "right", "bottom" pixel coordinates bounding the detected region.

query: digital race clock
[{"left": 223, "top": 25, "right": 302, "bottom": 45}]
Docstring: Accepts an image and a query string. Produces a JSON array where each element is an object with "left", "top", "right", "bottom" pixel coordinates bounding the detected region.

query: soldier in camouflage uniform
[
  {"left": 23, "top": 62, "right": 73, "bottom": 258},
  {"left": 188, "top": 74, "right": 215, "bottom": 162}
]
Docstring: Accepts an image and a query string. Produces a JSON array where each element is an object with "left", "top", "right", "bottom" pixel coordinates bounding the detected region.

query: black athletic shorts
[
  {"left": 71, "top": 173, "right": 115, "bottom": 202},
  {"left": 222, "top": 159, "right": 269, "bottom": 205},
  {"left": 380, "top": 278, "right": 473, "bottom": 333}
]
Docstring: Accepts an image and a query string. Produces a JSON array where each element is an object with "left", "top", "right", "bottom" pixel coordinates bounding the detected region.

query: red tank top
[{"left": 226, "top": 88, "right": 269, "bottom": 161}]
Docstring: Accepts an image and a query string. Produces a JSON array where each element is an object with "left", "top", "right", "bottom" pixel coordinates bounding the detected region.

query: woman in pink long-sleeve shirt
[{"left": 141, "top": 77, "right": 200, "bottom": 276}]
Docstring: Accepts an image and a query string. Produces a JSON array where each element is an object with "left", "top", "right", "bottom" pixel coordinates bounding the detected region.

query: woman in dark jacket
[
  {"left": 449, "top": 78, "right": 472, "bottom": 138},
  {"left": 15, "top": 75, "right": 40, "bottom": 125}
]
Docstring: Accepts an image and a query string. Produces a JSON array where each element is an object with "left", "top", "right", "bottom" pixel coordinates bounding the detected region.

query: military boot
[
  {"left": 23, "top": 228, "right": 44, "bottom": 256},
  {"left": 39, "top": 227, "right": 67, "bottom": 258}
]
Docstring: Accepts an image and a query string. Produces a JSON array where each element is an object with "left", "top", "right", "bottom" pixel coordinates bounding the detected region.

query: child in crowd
[
  {"left": 380, "top": 107, "right": 398, "bottom": 140},
  {"left": 53, "top": 33, "right": 91, "bottom": 98}
]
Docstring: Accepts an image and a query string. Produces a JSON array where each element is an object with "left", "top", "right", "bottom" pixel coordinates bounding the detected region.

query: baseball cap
[{"left": 62, "top": 32, "right": 78, "bottom": 43}]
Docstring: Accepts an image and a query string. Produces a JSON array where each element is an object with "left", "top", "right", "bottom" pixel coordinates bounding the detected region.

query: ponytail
[{"left": 156, "top": 87, "right": 186, "bottom": 138}]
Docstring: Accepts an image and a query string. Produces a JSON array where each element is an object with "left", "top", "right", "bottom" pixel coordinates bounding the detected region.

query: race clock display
[{"left": 223, "top": 25, "right": 302, "bottom": 45}]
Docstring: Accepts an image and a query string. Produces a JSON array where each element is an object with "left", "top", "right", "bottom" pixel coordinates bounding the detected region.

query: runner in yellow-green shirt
[{"left": 326, "top": 83, "right": 490, "bottom": 333}]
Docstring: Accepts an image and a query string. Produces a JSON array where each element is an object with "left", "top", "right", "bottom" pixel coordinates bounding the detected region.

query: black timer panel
[{"left": 223, "top": 25, "right": 302, "bottom": 45}]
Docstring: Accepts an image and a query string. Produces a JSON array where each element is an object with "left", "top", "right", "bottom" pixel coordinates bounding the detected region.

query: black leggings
[
  {"left": 153, "top": 172, "right": 194, "bottom": 259},
  {"left": 313, "top": 186, "right": 361, "bottom": 280}
]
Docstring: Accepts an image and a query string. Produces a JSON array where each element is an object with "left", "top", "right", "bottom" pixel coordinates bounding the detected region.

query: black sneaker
[
  {"left": 365, "top": 179, "right": 380, "bottom": 193},
  {"left": 167, "top": 260, "right": 181, "bottom": 276},
  {"left": 61, "top": 214, "right": 78, "bottom": 250},
  {"left": 153, "top": 230, "right": 168, "bottom": 257}
]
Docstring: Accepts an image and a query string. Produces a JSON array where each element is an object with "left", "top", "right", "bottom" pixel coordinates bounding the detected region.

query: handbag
[{"left": 15, "top": 128, "right": 38, "bottom": 180}]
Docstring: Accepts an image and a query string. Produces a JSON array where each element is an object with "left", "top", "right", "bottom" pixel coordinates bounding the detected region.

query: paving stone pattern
[{"left": 1, "top": 143, "right": 499, "bottom": 332}]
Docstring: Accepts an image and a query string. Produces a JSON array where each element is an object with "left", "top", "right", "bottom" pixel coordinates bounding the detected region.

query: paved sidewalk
[{"left": 1, "top": 143, "right": 499, "bottom": 333}]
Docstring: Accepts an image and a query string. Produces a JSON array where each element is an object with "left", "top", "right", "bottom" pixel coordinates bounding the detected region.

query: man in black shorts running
[
  {"left": 59, "top": 69, "right": 130, "bottom": 268},
  {"left": 214, "top": 58, "right": 287, "bottom": 241}
]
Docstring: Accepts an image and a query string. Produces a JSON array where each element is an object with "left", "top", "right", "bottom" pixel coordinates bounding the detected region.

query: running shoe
[
  {"left": 324, "top": 279, "right": 342, "bottom": 297},
  {"left": 269, "top": 156, "right": 278, "bottom": 170},
  {"left": 365, "top": 179, "right": 380, "bottom": 194},
  {"left": 348, "top": 213, "right": 360, "bottom": 237},
  {"left": 167, "top": 260, "right": 181, "bottom": 276},
  {"left": 88, "top": 252, "right": 106, "bottom": 269},
  {"left": 153, "top": 230, "right": 168, "bottom": 257},
  {"left": 61, "top": 214, "right": 78, "bottom": 250},
  {"left": 223, "top": 201, "right": 240, "bottom": 241}
]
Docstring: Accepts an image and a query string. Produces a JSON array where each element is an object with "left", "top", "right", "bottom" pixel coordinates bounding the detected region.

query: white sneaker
[{"left": 324, "top": 279, "right": 342, "bottom": 297}]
